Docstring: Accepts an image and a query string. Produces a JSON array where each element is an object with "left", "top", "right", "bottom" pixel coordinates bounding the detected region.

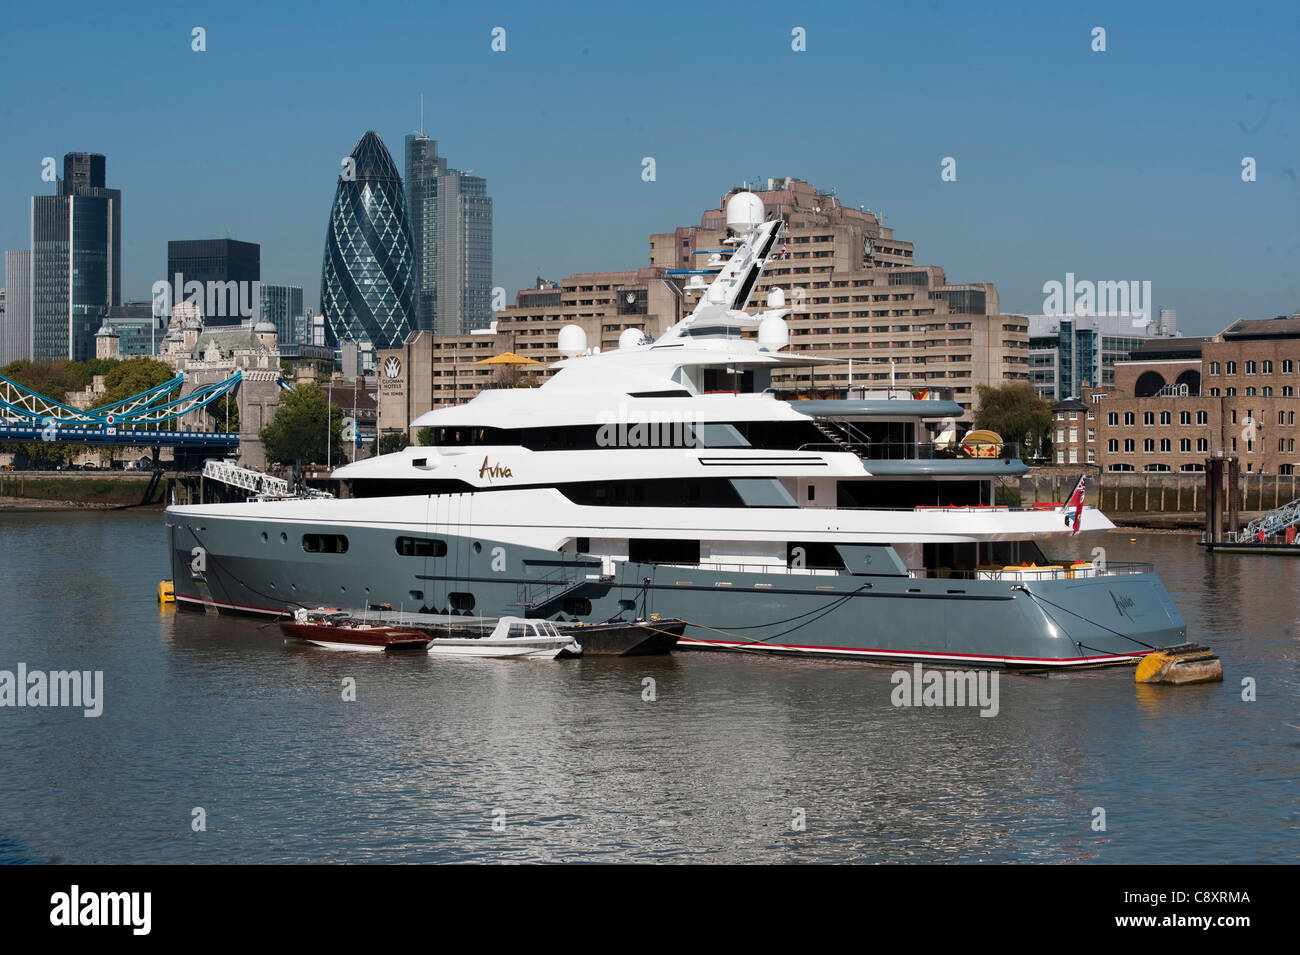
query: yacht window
[
  {"left": 695, "top": 423, "right": 750, "bottom": 447},
  {"left": 507, "top": 624, "right": 528, "bottom": 639},
  {"left": 787, "top": 542, "right": 846, "bottom": 570},
  {"left": 837, "top": 480, "right": 984, "bottom": 509},
  {"left": 629, "top": 538, "right": 700, "bottom": 565},
  {"left": 730, "top": 478, "right": 798, "bottom": 507},
  {"left": 561, "top": 479, "right": 743, "bottom": 508},
  {"left": 302, "top": 534, "right": 348, "bottom": 554},
  {"left": 563, "top": 597, "right": 592, "bottom": 616},
  {"left": 395, "top": 536, "right": 448, "bottom": 557}
]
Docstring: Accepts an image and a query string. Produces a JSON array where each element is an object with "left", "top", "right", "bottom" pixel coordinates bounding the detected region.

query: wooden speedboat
[{"left": 281, "top": 608, "right": 432, "bottom": 652}]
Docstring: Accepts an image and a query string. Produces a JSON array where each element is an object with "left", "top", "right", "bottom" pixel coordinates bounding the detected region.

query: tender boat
[
  {"left": 424, "top": 616, "right": 581, "bottom": 660},
  {"left": 558, "top": 617, "right": 685, "bottom": 655},
  {"left": 281, "top": 608, "right": 432, "bottom": 652}
]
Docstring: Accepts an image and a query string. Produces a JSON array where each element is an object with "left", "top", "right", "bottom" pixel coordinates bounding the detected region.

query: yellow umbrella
[{"left": 474, "top": 352, "right": 541, "bottom": 365}]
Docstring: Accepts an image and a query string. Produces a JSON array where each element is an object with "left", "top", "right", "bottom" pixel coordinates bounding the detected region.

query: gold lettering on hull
[{"left": 478, "top": 457, "right": 513, "bottom": 482}]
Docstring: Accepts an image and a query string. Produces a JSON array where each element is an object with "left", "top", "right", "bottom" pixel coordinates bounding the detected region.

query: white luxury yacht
[{"left": 166, "top": 193, "right": 1185, "bottom": 666}]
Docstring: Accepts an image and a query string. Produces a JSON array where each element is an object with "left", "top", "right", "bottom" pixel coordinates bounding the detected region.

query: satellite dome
[
  {"left": 557, "top": 324, "right": 587, "bottom": 358},
  {"left": 618, "top": 327, "right": 647, "bottom": 350},
  {"left": 766, "top": 287, "right": 786, "bottom": 309},
  {"left": 758, "top": 315, "right": 789, "bottom": 352},
  {"left": 725, "top": 191, "right": 765, "bottom": 235}
]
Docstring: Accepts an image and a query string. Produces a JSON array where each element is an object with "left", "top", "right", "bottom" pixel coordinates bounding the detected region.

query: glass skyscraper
[
  {"left": 320, "top": 131, "right": 417, "bottom": 349},
  {"left": 2, "top": 250, "right": 32, "bottom": 364},
  {"left": 404, "top": 134, "right": 440, "bottom": 334},
  {"left": 30, "top": 153, "right": 121, "bottom": 361},
  {"left": 259, "top": 284, "right": 304, "bottom": 343},
  {"left": 404, "top": 133, "right": 493, "bottom": 335},
  {"left": 166, "top": 239, "right": 261, "bottom": 328}
]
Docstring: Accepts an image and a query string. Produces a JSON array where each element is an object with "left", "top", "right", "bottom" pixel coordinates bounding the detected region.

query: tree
[
  {"left": 260, "top": 382, "right": 344, "bottom": 465},
  {"left": 95, "top": 358, "right": 180, "bottom": 435},
  {"left": 417, "top": 427, "right": 433, "bottom": 447},
  {"left": 1, "top": 359, "right": 84, "bottom": 403},
  {"left": 974, "top": 383, "right": 1052, "bottom": 462},
  {"left": 376, "top": 430, "right": 410, "bottom": 456}
]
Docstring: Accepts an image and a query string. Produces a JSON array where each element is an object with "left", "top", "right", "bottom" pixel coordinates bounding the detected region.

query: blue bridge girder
[{"left": 0, "top": 424, "right": 238, "bottom": 449}]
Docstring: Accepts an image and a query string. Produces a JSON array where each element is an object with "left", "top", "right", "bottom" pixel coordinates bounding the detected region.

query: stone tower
[{"left": 94, "top": 320, "right": 119, "bottom": 359}]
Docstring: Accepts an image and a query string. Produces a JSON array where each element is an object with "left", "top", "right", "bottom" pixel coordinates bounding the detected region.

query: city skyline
[{"left": 1, "top": 1, "right": 1297, "bottom": 336}]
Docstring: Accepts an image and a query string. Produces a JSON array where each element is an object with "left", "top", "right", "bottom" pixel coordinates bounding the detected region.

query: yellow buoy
[
  {"left": 157, "top": 579, "right": 175, "bottom": 604},
  {"left": 1135, "top": 645, "right": 1223, "bottom": 685}
]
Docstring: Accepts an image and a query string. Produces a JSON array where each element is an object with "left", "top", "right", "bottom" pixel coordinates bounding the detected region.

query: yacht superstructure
[{"left": 165, "top": 193, "right": 1186, "bottom": 666}]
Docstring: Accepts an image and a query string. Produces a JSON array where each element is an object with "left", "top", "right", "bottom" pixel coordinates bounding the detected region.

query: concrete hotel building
[
  {"left": 377, "top": 177, "right": 1028, "bottom": 438},
  {"left": 653, "top": 179, "right": 1028, "bottom": 420}
]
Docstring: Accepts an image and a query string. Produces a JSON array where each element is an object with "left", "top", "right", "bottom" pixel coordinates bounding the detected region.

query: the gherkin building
[{"left": 320, "top": 131, "right": 417, "bottom": 348}]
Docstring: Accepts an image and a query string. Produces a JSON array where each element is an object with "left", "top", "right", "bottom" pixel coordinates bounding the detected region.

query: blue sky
[{"left": 1, "top": 0, "right": 1296, "bottom": 334}]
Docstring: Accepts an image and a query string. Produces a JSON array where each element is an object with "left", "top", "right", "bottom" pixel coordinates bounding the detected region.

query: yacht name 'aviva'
[{"left": 166, "top": 193, "right": 1187, "bottom": 667}]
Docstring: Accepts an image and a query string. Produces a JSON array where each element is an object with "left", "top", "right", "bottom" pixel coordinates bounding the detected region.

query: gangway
[
  {"left": 1241, "top": 496, "right": 1300, "bottom": 539},
  {"left": 201, "top": 459, "right": 332, "bottom": 499}
]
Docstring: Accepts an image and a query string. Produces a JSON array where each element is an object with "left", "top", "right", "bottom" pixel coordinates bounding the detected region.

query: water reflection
[{"left": 0, "top": 513, "right": 1295, "bottom": 863}]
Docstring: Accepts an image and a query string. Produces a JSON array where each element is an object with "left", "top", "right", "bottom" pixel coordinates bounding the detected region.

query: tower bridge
[{"left": 0, "top": 369, "right": 242, "bottom": 455}]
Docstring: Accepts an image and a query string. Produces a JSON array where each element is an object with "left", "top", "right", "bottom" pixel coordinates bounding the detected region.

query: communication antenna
[{"left": 419, "top": 94, "right": 424, "bottom": 135}]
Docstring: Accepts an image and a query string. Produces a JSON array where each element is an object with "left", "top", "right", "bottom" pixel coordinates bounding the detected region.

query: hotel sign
[{"left": 378, "top": 354, "right": 404, "bottom": 397}]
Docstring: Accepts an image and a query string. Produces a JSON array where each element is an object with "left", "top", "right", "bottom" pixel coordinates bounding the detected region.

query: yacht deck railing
[{"left": 645, "top": 560, "right": 1154, "bottom": 581}]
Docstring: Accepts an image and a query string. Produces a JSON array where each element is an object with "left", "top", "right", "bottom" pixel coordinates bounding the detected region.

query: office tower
[
  {"left": 30, "top": 152, "right": 122, "bottom": 361},
  {"left": 1029, "top": 313, "right": 1181, "bottom": 401},
  {"left": 321, "top": 131, "right": 417, "bottom": 348},
  {"left": 404, "top": 132, "right": 493, "bottom": 335},
  {"left": 166, "top": 239, "right": 261, "bottom": 327},
  {"left": 105, "top": 302, "right": 164, "bottom": 356},
  {"left": 2, "top": 250, "right": 32, "bottom": 364},
  {"left": 259, "top": 284, "right": 304, "bottom": 344}
]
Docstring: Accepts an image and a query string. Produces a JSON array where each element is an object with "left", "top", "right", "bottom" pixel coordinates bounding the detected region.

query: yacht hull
[{"left": 166, "top": 512, "right": 1186, "bottom": 668}]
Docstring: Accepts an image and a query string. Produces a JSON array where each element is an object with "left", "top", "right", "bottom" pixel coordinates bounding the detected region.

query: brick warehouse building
[{"left": 1077, "top": 315, "right": 1300, "bottom": 475}]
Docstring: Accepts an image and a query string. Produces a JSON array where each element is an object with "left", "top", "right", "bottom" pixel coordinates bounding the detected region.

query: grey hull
[{"left": 166, "top": 510, "right": 1187, "bottom": 668}]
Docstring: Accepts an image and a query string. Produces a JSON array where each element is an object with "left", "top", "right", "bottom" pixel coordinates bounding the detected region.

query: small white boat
[{"left": 425, "top": 617, "right": 582, "bottom": 660}]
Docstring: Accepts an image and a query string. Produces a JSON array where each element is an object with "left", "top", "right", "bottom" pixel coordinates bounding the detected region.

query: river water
[{"left": 0, "top": 509, "right": 1295, "bottom": 863}]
